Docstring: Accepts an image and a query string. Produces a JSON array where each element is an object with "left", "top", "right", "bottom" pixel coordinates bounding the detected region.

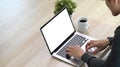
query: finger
[
  {"left": 86, "top": 44, "right": 91, "bottom": 51},
  {"left": 67, "top": 46, "right": 74, "bottom": 49},
  {"left": 66, "top": 46, "right": 75, "bottom": 52},
  {"left": 86, "top": 44, "right": 95, "bottom": 51},
  {"left": 66, "top": 47, "right": 71, "bottom": 52},
  {"left": 86, "top": 40, "right": 94, "bottom": 49},
  {"left": 86, "top": 42, "right": 91, "bottom": 48},
  {"left": 74, "top": 45, "right": 80, "bottom": 47},
  {"left": 68, "top": 46, "right": 79, "bottom": 50},
  {"left": 66, "top": 49, "right": 70, "bottom": 52}
]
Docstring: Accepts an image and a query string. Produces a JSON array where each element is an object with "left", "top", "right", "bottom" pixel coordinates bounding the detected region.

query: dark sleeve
[
  {"left": 107, "top": 37, "right": 114, "bottom": 46},
  {"left": 81, "top": 53, "right": 104, "bottom": 67},
  {"left": 104, "top": 26, "right": 120, "bottom": 67},
  {"left": 81, "top": 26, "right": 120, "bottom": 67}
]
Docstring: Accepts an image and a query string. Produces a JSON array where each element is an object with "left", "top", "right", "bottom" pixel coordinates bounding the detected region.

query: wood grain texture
[{"left": 0, "top": 0, "right": 120, "bottom": 67}]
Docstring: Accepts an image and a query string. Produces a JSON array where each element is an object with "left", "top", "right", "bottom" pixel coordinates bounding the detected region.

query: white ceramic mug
[{"left": 77, "top": 16, "right": 89, "bottom": 33}]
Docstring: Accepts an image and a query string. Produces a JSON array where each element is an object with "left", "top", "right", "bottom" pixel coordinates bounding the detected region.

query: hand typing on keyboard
[
  {"left": 86, "top": 39, "right": 109, "bottom": 55},
  {"left": 57, "top": 35, "right": 88, "bottom": 59},
  {"left": 66, "top": 46, "right": 85, "bottom": 59}
]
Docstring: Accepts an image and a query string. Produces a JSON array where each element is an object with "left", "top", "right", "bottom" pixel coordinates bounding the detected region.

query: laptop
[{"left": 40, "top": 8, "right": 96, "bottom": 67}]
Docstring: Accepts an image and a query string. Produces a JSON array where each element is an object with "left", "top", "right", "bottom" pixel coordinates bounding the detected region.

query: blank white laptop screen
[{"left": 41, "top": 9, "right": 75, "bottom": 53}]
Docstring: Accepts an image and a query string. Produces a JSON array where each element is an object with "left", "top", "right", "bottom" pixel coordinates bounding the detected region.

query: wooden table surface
[{"left": 0, "top": 0, "right": 120, "bottom": 67}]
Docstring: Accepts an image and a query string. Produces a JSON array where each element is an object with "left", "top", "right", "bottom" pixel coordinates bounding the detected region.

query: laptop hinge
[{"left": 51, "top": 31, "right": 76, "bottom": 54}]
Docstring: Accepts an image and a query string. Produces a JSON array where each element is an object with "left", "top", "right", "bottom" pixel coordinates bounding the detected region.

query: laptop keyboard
[{"left": 57, "top": 34, "right": 88, "bottom": 58}]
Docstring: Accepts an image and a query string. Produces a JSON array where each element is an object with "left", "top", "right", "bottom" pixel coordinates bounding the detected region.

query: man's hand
[
  {"left": 66, "top": 46, "right": 85, "bottom": 58},
  {"left": 86, "top": 39, "right": 110, "bottom": 55}
]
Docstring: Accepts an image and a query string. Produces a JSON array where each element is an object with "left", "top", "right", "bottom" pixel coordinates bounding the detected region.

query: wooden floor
[{"left": 0, "top": 0, "right": 120, "bottom": 67}]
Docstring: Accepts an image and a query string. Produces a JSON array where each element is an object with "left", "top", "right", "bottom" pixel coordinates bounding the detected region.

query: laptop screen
[{"left": 41, "top": 8, "right": 75, "bottom": 53}]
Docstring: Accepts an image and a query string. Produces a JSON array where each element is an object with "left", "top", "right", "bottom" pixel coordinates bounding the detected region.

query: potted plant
[{"left": 54, "top": 0, "right": 77, "bottom": 15}]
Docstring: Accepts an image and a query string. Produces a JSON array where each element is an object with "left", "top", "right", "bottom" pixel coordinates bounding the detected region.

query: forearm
[{"left": 81, "top": 53, "right": 104, "bottom": 67}]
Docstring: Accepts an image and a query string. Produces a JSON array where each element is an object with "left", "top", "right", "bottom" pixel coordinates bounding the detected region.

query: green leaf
[{"left": 54, "top": 0, "right": 77, "bottom": 15}]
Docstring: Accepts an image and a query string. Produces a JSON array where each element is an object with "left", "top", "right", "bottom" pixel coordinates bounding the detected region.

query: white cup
[{"left": 77, "top": 16, "right": 89, "bottom": 33}]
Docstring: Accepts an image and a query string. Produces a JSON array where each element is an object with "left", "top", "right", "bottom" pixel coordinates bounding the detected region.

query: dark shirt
[{"left": 81, "top": 26, "right": 120, "bottom": 67}]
